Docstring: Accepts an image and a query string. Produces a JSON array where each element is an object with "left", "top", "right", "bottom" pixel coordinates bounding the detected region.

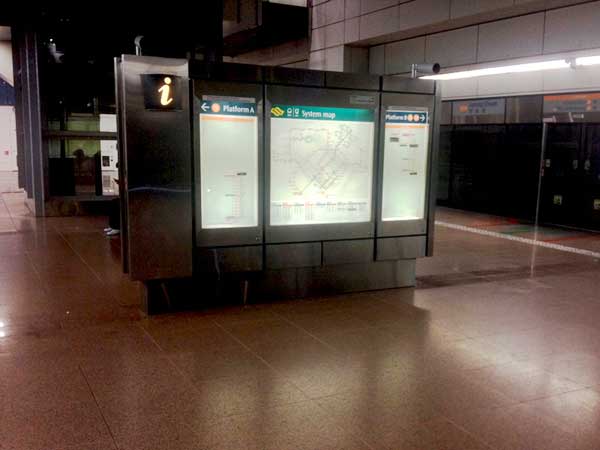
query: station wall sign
[
  {"left": 543, "top": 93, "right": 600, "bottom": 123},
  {"left": 452, "top": 98, "right": 505, "bottom": 124},
  {"left": 544, "top": 93, "right": 600, "bottom": 113}
]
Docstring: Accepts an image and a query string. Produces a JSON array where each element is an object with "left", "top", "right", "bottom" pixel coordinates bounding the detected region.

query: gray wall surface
[{"left": 231, "top": 0, "right": 600, "bottom": 99}]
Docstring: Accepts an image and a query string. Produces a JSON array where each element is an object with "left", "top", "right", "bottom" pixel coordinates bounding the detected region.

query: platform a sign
[{"left": 199, "top": 97, "right": 259, "bottom": 229}]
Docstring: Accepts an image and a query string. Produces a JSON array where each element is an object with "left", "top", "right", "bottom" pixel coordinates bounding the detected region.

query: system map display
[
  {"left": 270, "top": 105, "right": 375, "bottom": 226},
  {"left": 381, "top": 108, "right": 429, "bottom": 221},
  {"left": 200, "top": 96, "right": 258, "bottom": 229}
]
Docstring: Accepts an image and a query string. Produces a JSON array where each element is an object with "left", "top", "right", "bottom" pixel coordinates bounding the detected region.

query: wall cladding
[
  {"left": 371, "top": 1, "right": 600, "bottom": 73},
  {"left": 477, "top": 13, "right": 544, "bottom": 62},
  {"left": 450, "top": 0, "right": 513, "bottom": 19},
  {"left": 544, "top": 2, "right": 600, "bottom": 53},
  {"left": 425, "top": 26, "right": 478, "bottom": 68},
  {"left": 384, "top": 37, "right": 425, "bottom": 74},
  {"left": 236, "top": 0, "right": 600, "bottom": 87},
  {"left": 344, "top": 0, "right": 600, "bottom": 97}
]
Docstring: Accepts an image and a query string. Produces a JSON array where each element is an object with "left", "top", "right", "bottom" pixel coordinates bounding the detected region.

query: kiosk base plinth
[{"left": 140, "top": 259, "right": 416, "bottom": 314}]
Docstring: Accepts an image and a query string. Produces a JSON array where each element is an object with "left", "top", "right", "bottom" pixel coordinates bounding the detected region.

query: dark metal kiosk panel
[
  {"left": 265, "top": 85, "right": 380, "bottom": 244},
  {"left": 114, "top": 58, "right": 129, "bottom": 274},
  {"left": 376, "top": 90, "right": 439, "bottom": 259},
  {"left": 382, "top": 77, "right": 435, "bottom": 95},
  {"left": 116, "top": 58, "right": 439, "bottom": 312},
  {"left": 118, "top": 56, "right": 192, "bottom": 281},
  {"left": 264, "top": 66, "right": 325, "bottom": 87}
]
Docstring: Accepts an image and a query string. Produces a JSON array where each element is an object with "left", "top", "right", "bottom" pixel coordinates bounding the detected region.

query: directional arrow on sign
[
  {"left": 201, "top": 102, "right": 210, "bottom": 112},
  {"left": 420, "top": 114, "right": 425, "bottom": 122}
]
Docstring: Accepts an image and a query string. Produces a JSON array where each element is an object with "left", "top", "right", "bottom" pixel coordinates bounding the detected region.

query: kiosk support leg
[{"left": 242, "top": 280, "right": 249, "bottom": 306}]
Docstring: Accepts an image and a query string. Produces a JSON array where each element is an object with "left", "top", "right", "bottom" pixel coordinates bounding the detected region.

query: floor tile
[
  {"left": 168, "top": 345, "right": 273, "bottom": 382},
  {"left": 368, "top": 417, "right": 492, "bottom": 450},
  {"left": 466, "top": 360, "right": 585, "bottom": 402},
  {"left": 451, "top": 403, "right": 579, "bottom": 450},
  {"left": 524, "top": 388, "right": 600, "bottom": 449},
  {"left": 0, "top": 196, "right": 599, "bottom": 449},
  {"left": 0, "top": 400, "right": 112, "bottom": 450}
]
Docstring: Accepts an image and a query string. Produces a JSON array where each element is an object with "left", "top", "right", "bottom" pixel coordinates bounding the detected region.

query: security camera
[{"left": 410, "top": 63, "right": 441, "bottom": 77}]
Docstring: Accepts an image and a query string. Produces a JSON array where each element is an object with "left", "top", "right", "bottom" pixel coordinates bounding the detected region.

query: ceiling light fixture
[
  {"left": 420, "top": 59, "right": 572, "bottom": 81},
  {"left": 575, "top": 55, "right": 600, "bottom": 66}
]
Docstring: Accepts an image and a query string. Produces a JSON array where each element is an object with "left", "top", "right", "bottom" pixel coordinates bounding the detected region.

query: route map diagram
[{"left": 270, "top": 111, "right": 375, "bottom": 226}]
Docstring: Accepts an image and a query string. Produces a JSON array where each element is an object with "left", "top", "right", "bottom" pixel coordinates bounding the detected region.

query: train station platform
[{"left": 1, "top": 192, "right": 600, "bottom": 450}]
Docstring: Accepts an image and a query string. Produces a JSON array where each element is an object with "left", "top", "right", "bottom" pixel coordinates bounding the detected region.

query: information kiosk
[{"left": 115, "top": 56, "right": 440, "bottom": 312}]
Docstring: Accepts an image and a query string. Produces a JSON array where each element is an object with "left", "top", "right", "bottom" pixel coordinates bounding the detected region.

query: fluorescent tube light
[
  {"left": 420, "top": 59, "right": 570, "bottom": 80},
  {"left": 575, "top": 55, "right": 600, "bottom": 66}
]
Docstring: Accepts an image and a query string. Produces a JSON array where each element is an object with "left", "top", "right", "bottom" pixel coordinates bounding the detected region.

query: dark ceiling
[{"left": 1, "top": 3, "right": 225, "bottom": 59}]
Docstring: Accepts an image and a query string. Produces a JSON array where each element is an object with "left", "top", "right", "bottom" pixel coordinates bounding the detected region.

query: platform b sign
[{"left": 142, "top": 74, "right": 182, "bottom": 111}]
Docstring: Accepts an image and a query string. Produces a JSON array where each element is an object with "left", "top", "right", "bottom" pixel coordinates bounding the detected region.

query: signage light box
[
  {"left": 270, "top": 104, "right": 375, "bottom": 226},
  {"left": 199, "top": 96, "right": 259, "bottom": 229},
  {"left": 381, "top": 108, "right": 429, "bottom": 222}
]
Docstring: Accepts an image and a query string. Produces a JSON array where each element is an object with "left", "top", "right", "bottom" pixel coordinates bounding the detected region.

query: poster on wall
[
  {"left": 381, "top": 108, "right": 429, "bottom": 222},
  {"left": 199, "top": 96, "right": 259, "bottom": 229},
  {"left": 270, "top": 104, "right": 375, "bottom": 226}
]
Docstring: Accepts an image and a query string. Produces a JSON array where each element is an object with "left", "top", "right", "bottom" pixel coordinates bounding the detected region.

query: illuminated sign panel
[
  {"left": 270, "top": 104, "right": 375, "bottom": 226},
  {"left": 381, "top": 108, "right": 429, "bottom": 222},
  {"left": 142, "top": 74, "right": 182, "bottom": 110},
  {"left": 543, "top": 93, "right": 600, "bottom": 114},
  {"left": 451, "top": 98, "right": 505, "bottom": 124},
  {"left": 199, "top": 96, "right": 259, "bottom": 229}
]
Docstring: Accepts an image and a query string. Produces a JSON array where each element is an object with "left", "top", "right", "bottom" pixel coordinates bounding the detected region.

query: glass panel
[
  {"left": 269, "top": 104, "right": 375, "bottom": 226},
  {"left": 448, "top": 125, "right": 505, "bottom": 213},
  {"left": 437, "top": 125, "right": 452, "bottom": 204},
  {"left": 199, "top": 97, "right": 259, "bottom": 229},
  {"left": 504, "top": 124, "right": 542, "bottom": 220},
  {"left": 540, "top": 124, "right": 582, "bottom": 228},
  {"left": 381, "top": 108, "right": 429, "bottom": 221},
  {"left": 582, "top": 125, "right": 600, "bottom": 230},
  {"left": 48, "top": 138, "right": 117, "bottom": 197},
  {"left": 66, "top": 114, "right": 99, "bottom": 132}
]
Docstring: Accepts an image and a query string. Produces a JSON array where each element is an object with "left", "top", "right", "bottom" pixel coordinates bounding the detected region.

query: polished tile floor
[{"left": 1, "top": 193, "right": 600, "bottom": 449}]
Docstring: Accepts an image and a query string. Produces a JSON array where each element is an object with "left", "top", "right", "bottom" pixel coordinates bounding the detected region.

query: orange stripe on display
[
  {"left": 544, "top": 93, "right": 600, "bottom": 101},
  {"left": 385, "top": 124, "right": 427, "bottom": 129},
  {"left": 200, "top": 116, "right": 254, "bottom": 122}
]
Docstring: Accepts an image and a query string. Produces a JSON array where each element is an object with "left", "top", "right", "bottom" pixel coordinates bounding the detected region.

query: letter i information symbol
[{"left": 158, "top": 77, "right": 174, "bottom": 106}]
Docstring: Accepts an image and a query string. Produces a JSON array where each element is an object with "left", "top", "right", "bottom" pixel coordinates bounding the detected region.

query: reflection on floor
[
  {"left": 1, "top": 193, "right": 600, "bottom": 450},
  {"left": 437, "top": 207, "right": 600, "bottom": 254}
]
